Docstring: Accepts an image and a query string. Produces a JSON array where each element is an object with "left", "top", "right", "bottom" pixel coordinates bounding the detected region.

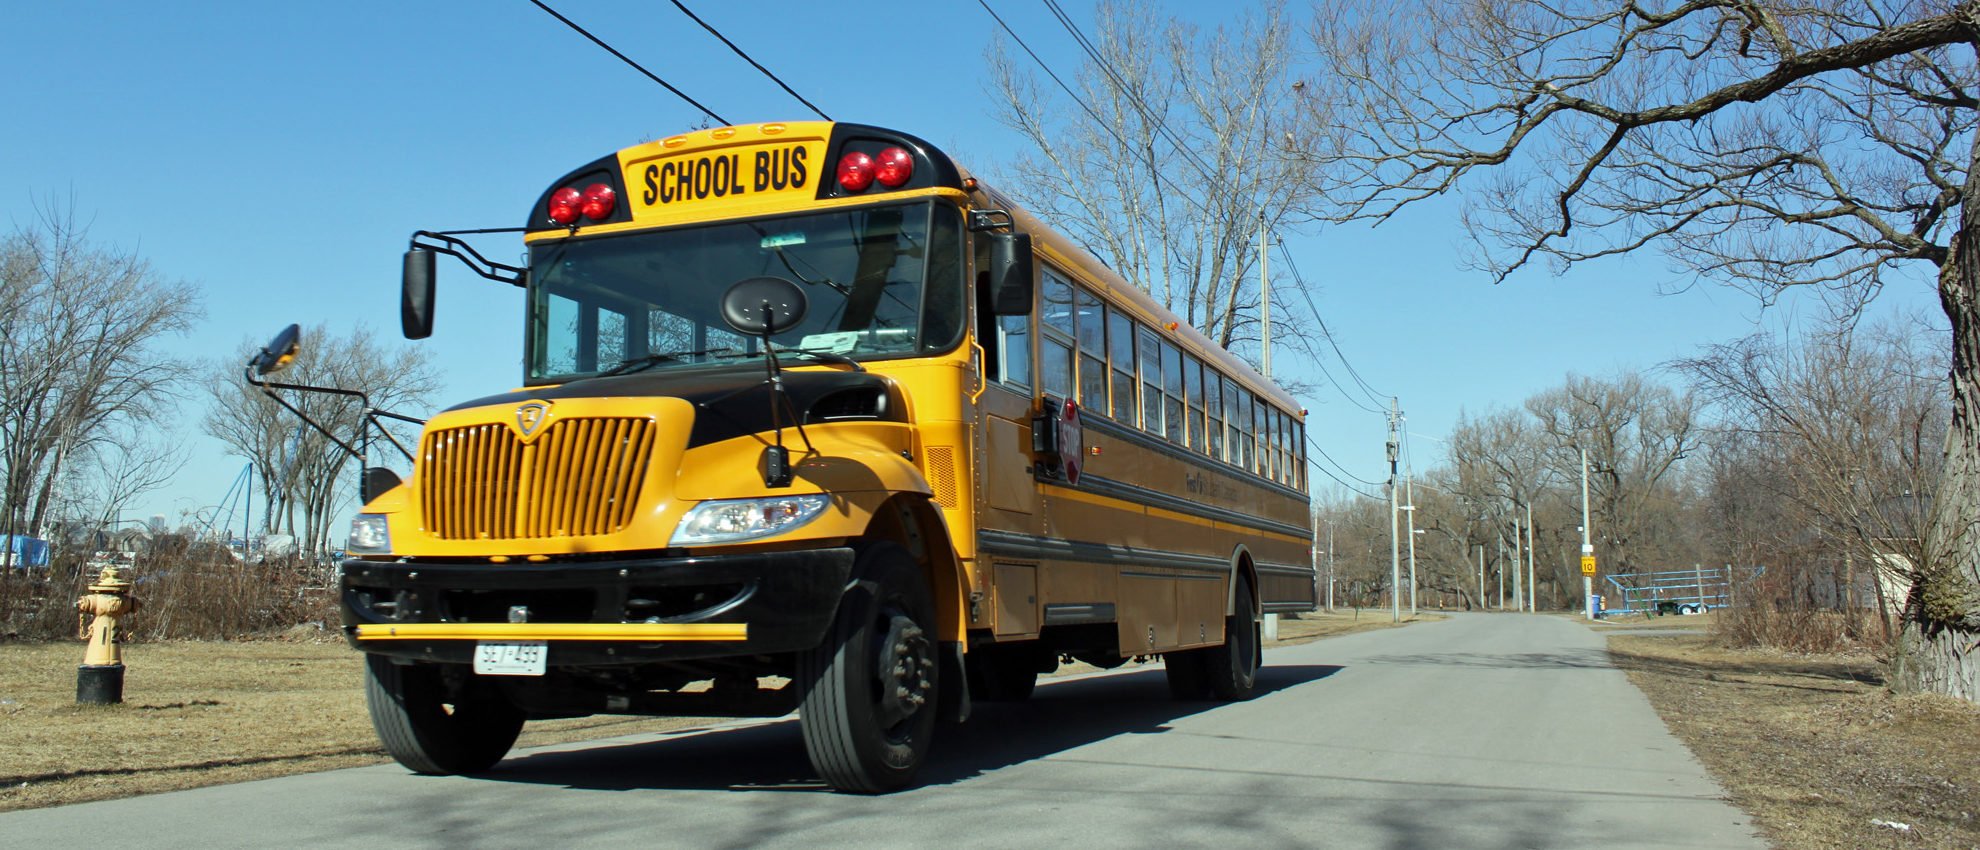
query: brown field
[
  {"left": 0, "top": 610, "right": 1416, "bottom": 812},
  {"left": 1608, "top": 632, "right": 1980, "bottom": 850}
]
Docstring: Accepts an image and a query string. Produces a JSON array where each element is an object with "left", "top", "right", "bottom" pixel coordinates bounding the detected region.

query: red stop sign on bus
[{"left": 1058, "top": 399, "right": 1082, "bottom": 486}]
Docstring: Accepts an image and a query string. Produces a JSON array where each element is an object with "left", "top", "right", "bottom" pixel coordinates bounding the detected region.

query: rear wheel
[
  {"left": 1164, "top": 649, "right": 1208, "bottom": 699},
  {"left": 364, "top": 655, "right": 525, "bottom": 775},
  {"left": 799, "top": 542, "right": 939, "bottom": 793},
  {"left": 1204, "top": 574, "right": 1261, "bottom": 700},
  {"left": 967, "top": 644, "right": 1041, "bottom": 702},
  {"left": 1165, "top": 573, "right": 1261, "bottom": 701}
]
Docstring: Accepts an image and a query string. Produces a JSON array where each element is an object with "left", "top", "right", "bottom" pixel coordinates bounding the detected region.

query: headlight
[
  {"left": 348, "top": 514, "right": 392, "bottom": 553},
  {"left": 670, "top": 495, "right": 830, "bottom": 546}
]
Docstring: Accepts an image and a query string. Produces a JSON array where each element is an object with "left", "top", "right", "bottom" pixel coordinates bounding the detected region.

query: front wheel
[
  {"left": 798, "top": 542, "right": 939, "bottom": 793},
  {"left": 364, "top": 655, "right": 525, "bottom": 775}
]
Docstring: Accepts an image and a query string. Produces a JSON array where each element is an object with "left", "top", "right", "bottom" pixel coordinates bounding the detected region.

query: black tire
[
  {"left": 799, "top": 542, "right": 940, "bottom": 793},
  {"left": 1203, "top": 574, "right": 1261, "bottom": 700},
  {"left": 1164, "top": 649, "right": 1208, "bottom": 700},
  {"left": 967, "top": 645, "right": 1040, "bottom": 702},
  {"left": 364, "top": 655, "right": 525, "bottom": 775}
]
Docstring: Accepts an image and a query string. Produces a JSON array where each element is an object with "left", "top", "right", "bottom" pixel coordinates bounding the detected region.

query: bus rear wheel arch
[{"left": 1164, "top": 571, "right": 1261, "bottom": 701}]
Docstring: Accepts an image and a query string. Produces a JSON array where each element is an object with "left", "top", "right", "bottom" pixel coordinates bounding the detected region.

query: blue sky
[{"left": 1, "top": 1, "right": 1944, "bottom": 534}]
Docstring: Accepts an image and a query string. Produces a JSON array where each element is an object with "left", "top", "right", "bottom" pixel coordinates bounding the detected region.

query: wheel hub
[{"left": 874, "top": 613, "right": 934, "bottom": 729}]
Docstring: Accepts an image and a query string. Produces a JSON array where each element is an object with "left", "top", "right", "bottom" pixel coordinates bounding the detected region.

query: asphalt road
[{"left": 3, "top": 613, "right": 1765, "bottom": 849}]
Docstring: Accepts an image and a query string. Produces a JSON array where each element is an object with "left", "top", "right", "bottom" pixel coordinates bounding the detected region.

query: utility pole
[
  {"left": 1476, "top": 545, "right": 1485, "bottom": 612},
  {"left": 1259, "top": 214, "right": 1277, "bottom": 640},
  {"left": 1511, "top": 509, "right": 1524, "bottom": 612},
  {"left": 1259, "top": 211, "right": 1271, "bottom": 380},
  {"left": 1387, "top": 398, "right": 1401, "bottom": 623},
  {"left": 1496, "top": 534, "right": 1505, "bottom": 609},
  {"left": 1581, "top": 447, "right": 1595, "bottom": 619},
  {"left": 1326, "top": 521, "right": 1335, "bottom": 613},
  {"left": 1525, "top": 500, "right": 1537, "bottom": 612},
  {"left": 1402, "top": 418, "right": 1417, "bottom": 617}
]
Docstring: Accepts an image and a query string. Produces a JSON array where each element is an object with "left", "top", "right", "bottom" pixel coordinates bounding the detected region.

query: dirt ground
[
  {"left": 0, "top": 610, "right": 1415, "bottom": 812},
  {"left": 1607, "top": 632, "right": 1980, "bottom": 850}
]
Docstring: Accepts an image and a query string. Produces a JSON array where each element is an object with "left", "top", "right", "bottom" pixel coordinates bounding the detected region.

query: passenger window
[
  {"left": 1108, "top": 308, "right": 1135, "bottom": 424},
  {"left": 1138, "top": 326, "right": 1163, "bottom": 437},
  {"left": 1000, "top": 314, "right": 1031, "bottom": 387}
]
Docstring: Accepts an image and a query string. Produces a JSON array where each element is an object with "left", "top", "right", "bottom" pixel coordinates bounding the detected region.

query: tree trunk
[{"left": 1899, "top": 143, "right": 1980, "bottom": 700}]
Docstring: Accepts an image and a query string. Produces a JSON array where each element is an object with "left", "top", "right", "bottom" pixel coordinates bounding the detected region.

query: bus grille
[{"left": 418, "top": 418, "right": 656, "bottom": 540}]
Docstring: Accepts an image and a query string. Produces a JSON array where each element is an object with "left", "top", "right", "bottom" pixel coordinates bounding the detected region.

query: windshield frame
[{"left": 521, "top": 198, "right": 967, "bottom": 386}]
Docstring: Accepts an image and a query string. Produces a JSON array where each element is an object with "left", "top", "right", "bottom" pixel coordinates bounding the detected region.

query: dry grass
[
  {"left": 0, "top": 639, "right": 716, "bottom": 812},
  {"left": 1608, "top": 633, "right": 1980, "bottom": 850}
]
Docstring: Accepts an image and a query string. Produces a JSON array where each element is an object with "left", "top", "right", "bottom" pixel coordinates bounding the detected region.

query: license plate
[{"left": 473, "top": 641, "right": 547, "bottom": 676}]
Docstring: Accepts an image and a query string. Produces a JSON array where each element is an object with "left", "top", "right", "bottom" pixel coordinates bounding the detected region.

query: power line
[
  {"left": 1310, "top": 433, "right": 1386, "bottom": 492},
  {"left": 528, "top": 0, "right": 729, "bottom": 126},
  {"left": 972, "top": 0, "right": 1210, "bottom": 220},
  {"left": 1275, "top": 238, "right": 1390, "bottom": 407},
  {"left": 1037, "top": 0, "right": 1222, "bottom": 189},
  {"left": 667, "top": 0, "right": 831, "bottom": 121}
]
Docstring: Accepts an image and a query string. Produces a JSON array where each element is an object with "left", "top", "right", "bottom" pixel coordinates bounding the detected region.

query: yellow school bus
[{"left": 325, "top": 121, "right": 1315, "bottom": 792}]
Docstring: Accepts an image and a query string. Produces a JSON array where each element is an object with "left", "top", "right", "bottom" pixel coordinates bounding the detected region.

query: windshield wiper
[
  {"left": 596, "top": 348, "right": 741, "bottom": 377},
  {"left": 785, "top": 348, "right": 865, "bottom": 372}
]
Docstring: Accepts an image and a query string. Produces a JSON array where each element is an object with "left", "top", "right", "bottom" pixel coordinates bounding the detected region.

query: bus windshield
[{"left": 526, "top": 200, "right": 964, "bottom": 382}]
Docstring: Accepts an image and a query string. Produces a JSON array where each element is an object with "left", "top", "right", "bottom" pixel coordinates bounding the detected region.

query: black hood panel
[{"left": 443, "top": 366, "right": 906, "bottom": 448}]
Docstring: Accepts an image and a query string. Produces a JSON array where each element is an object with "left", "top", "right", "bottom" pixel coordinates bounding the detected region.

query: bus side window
[
  {"left": 1160, "top": 341, "right": 1183, "bottom": 445},
  {"left": 1075, "top": 287, "right": 1106, "bottom": 414},
  {"left": 1254, "top": 398, "right": 1270, "bottom": 479},
  {"left": 1107, "top": 307, "right": 1135, "bottom": 424},
  {"left": 1222, "top": 377, "right": 1241, "bottom": 467},
  {"left": 1000, "top": 314, "right": 1031, "bottom": 387},
  {"left": 975, "top": 234, "right": 1031, "bottom": 388},
  {"left": 1137, "top": 326, "right": 1163, "bottom": 438},
  {"left": 1206, "top": 367, "right": 1224, "bottom": 461},
  {"left": 1184, "top": 355, "right": 1205, "bottom": 453},
  {"left": 1040, "top": 272, "right": 1074, "bottom": 401}
]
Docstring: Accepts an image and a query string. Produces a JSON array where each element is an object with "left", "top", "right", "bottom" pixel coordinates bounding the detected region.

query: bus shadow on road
[{"left": 481, "top": 663, "right": 1343, "bottom": 793}]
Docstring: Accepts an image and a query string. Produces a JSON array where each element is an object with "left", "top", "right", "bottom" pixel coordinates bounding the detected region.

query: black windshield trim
[{"left": 521, "top": 198, "right": 967, "bottom": 387}]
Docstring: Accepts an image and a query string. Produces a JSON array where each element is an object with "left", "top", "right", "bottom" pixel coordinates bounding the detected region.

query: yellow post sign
[{"left": 1580, "top": 555, "right": 1597, "bottom": 576}]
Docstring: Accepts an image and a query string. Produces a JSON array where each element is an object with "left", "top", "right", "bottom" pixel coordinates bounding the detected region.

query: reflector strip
[{"left": 354, "top": 622, "right": 748, "bottom": 641}]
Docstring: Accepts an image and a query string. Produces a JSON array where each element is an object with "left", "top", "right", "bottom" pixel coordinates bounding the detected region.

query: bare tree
[
  {"left": 1306, "top": 0, "right": 1980, "bottom": 699},
  {"left": 1679, "top": 311, "right": 1947, "bottom": 636},
  {"left": 203, "top": 325, "right": 438, "bottom": 558},
  {"left": 986, "top": 0, "right": 1323, "bottom": 356},
  {"left": 1525, "top": 371, "right": 1702, "bottom": 577},
  {"left": 0, "top": 207, "right": 199, "bottom": 560}
]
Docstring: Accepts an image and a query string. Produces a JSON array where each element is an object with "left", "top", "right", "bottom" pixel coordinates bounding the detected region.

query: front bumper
[{"left": 339, "top": 547, "right": 854, "bottom": 666}]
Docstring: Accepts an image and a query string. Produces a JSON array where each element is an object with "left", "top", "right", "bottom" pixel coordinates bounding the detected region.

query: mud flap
[{"left": 938, "top": 641, "right": 971, "bottom": 723}]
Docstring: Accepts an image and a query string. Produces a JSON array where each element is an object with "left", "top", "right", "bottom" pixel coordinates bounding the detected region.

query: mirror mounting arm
[
  {"left": 408, "top": 230, "right": 526, "bottom": 288},
  {"left": 242, "top": 365, "right": 422, "bottom": 465}
]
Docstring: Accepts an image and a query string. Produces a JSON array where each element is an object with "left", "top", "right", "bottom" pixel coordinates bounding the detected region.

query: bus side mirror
[
  {"left": 251, "top": 324, "right": 302, "bottom": 376},
  {"left": 988, "top": 232, "right": 1034, "bottom": 316},
  {"left": 402, "top": 249, "right": 436, "bottom": 340}
]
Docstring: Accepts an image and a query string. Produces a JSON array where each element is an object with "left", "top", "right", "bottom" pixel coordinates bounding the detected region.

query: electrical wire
[
  {"left": 1038, "top": 0, "right": 1221, "bottom": 188},
  {"left": 1275, "top": 239, "right": 1390, "bottom": 408},
  {"left": 528, "top": 0, "right": 729, "bottom": 125},
  {"left": 667, "top": 0, "right": 831, "bottom": 121},
  {"left": 973, "top": 0, "right": 1210, "bottom": 220}
]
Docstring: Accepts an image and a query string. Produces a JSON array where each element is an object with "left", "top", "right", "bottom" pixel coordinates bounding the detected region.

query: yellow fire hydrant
[{"left": 76, "top": 565, "right": 138, "bottom": 704}]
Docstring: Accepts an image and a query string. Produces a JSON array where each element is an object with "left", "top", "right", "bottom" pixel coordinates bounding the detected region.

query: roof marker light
[
  {"left": 837, "top": 151, "right": 875, "bottom": 192},
  {"left": 580, "top": 183, "right": 616, "bottom": 220},
  {"left": 548, "top": 187, "right": 583, "bottom": 225},
  {"left": 874, "top": 146, "right": 914, "bottom": 188}
]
